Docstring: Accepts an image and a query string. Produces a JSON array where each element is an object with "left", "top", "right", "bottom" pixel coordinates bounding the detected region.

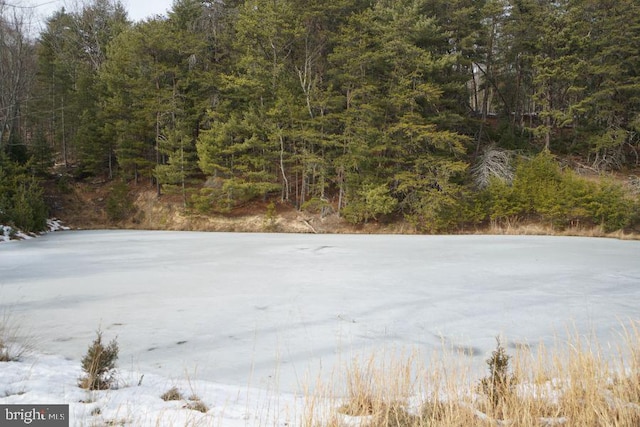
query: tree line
[{"left": 1, "top": 0, "right": 639, "bottom": 232}]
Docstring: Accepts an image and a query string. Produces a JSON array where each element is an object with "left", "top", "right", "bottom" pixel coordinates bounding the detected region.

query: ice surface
[{"left": 1, "top": 231, "right": 638, "bottom": 425}]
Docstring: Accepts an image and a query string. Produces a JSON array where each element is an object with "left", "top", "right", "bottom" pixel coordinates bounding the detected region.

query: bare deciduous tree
[{"left": 0, "top": 3, "right": 36, "bottom": 150}]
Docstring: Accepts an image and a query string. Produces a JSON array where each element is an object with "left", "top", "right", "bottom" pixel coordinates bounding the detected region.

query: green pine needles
[
  {"left": 480, "top": 337, "right": 516, "bottom": 409},
  {"left": 79, "top": 331, "right": 119, "bottom": 390}
]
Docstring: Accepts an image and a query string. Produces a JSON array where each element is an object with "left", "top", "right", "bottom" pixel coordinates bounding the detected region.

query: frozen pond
[{"left": 1, "top": 231, "right": 639, "bottom": 393}]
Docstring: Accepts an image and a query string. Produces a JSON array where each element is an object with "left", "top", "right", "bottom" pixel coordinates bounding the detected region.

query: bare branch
[{"left": 471, "top": 145, "right": 514, "bottom": 188}]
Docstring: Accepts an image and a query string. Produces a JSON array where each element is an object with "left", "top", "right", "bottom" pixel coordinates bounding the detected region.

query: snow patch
[{"left": 0, "top": 218, "right": 70, "bottom": 243}]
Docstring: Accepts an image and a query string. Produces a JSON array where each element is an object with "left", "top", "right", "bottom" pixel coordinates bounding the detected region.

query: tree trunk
[{"left": 279, "top": 132, "right": 289, "bottom": 202}]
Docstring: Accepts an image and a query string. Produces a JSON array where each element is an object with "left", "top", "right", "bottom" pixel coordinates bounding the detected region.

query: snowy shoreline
[{"left": 0, "top": 219, "right": 70, "bottom": 243}]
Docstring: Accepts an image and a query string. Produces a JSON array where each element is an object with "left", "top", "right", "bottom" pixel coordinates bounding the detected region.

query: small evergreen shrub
[
  {"left": 55, "top": 174, "right": 73, "bottom": 194},
  {"left": 480, "top": 338, "right": 516, "bottom": 409},
  {"left": 0, "top": 154, "right": 49, "bottom": 232},
  {"left": 479, "top": 151, "right": 638, "bottom": 231},
  {"left": 403, "top": 187, "right": 480, "bottom": 233},
  {"left": 79, "top": 331, "right": 119, "bottom": 390},
  {"left": 9, "top": 179, "right": 49, "bottom": 232},
  {"left": 106, "top": 180, "right": 135, "bottom": 222},
  {"left": 342, "top": 183, "right": 397, "bottom": 224},
  {"left": 301, "top": 197, "right": 333, "bottom": 217},
  {"left": 193, "top": 178, "right": 280, "bottom": 213},
  {"left": 263, "top": 201, "right": 278, "bottom": 231},
  {"left": 189, "top": 188, "right": 214, "bottom": 214},
  {"left": 588, "top": 179, "right": 636, "bottom": 232}
]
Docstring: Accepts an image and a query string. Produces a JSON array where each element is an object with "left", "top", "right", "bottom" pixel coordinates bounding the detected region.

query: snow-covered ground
[
  {"left": 1, "top": 231, "right": 639, "bottom": 426},
  {"left": 0, "top": 219, "right": 69, "bottom": 242}
]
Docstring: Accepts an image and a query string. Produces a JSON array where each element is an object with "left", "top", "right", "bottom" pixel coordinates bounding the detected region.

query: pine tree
[
  {"left": 79, "top": 331, "right": 119, "bottom": 390},
  {"left": 32, "top": 1, "right": 129, "bottom": 174}
]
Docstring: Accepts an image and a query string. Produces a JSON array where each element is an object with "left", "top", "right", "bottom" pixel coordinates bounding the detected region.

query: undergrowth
[{"left": 304, "top": 321, "right": 640, "bottom": 427}]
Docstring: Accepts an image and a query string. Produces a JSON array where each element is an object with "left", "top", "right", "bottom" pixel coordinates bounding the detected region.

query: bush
[
  {"left": 263, "top": 201, "right": 278, "bottom": 231},
  {"left": 588, "top": 179, "right": 636, "bottom": 232},
  {"left": 342, "top": 183, "right": 397, "bottom": 224},
  {"left": 403, "top": 189, "right": 468, "bottom": 233},
  {"left": 9, "top": 179, "right": 48, "bottom": 232},
  {"left": 300, "top": 197, "right": 333, "bottom": 217},
  {"left": 106, "top": 180, "right": 135, "bottom": 222},
  {"left": 479, "top": 151, "right": 638, "bottom": 231},
  {"left": 480, "top": 338, "right": 516, "bottom": 409},
  {"left": 79, "top": 331, "right": 119, "bottom": 390},
  {"left": 192, "top": 177, "right": 280, "bottom": 213},
  {"left": 0, "top": 154, "right": 48, "bottom": 232},
  {"left": 510, "top": 151, "right": 564, "bottom": 218}
]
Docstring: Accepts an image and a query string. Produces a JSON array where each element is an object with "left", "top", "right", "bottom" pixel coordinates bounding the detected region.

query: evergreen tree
[
  {"left": 572, "top": 0, "right": 640, "bottom": 169},
  {"left": 0, "top": 153, "right": 48, "bottom": 232},
  {"left": 328, "top": 0, "right": 471, "bottom": 227},
  {"left": 33, "top": 1, "right": 129, "bottom": 174}
]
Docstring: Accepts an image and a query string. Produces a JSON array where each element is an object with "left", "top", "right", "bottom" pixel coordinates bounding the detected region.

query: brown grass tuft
[
  {"left": 160, "top": 386, "right": 184, "bottom": 401},
  {"left": 185, "top": 395, "right": 209, "bottom": 413}
]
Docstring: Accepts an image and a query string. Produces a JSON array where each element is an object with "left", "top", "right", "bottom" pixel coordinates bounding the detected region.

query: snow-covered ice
[{"left": 0, "top": 231, "right": 639, "bottom": 425}]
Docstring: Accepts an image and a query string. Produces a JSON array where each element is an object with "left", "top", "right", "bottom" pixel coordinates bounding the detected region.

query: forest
[{"left": 1, "top": 0, "right": 639, "bottom": 233}]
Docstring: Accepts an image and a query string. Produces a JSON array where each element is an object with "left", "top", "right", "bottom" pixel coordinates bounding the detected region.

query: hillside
[
  {"left": 43, "top": 168, "right": 640, "bottom": 239},
  {"left": 44, "top": 179, "right": 405, "bottom": 235},
  {"left": 3, "top": 0, "right": 640, "bottom": 240}
]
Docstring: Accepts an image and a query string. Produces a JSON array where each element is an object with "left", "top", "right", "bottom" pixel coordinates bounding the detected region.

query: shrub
[
  {"left": 55, "top": 174, "right": 73, "bottom": 194},
  {"left": 189, "top": 188, "right": 214, "bottom": 214},
  {"left": 403, "top": 189, "right": 469, "bottom": 233},
  {"left": 483, "top": 176, "right": 521, "bottom": 222},
  {"left": 342, "top": 183, "right": 397, "bottom": 224},
  {"left": 192, "top": 178, "right": 280, "bottom": 213},
  {"left": 106, "top": 180, "right": 135, "bottom": 222},
  {"left": 588, "top": 179, "right": 636, "bottom": 232},
  {"left": 8, "top": 179, "right": 48, "bottom": 232},
  {"left": 479, "top": 151, "right": 638, "bottom": 231},
  {"left": 0, "top": 154, "right": 48, "bottom": 232},
  {"left": 510, "top": 151, "right": 563, "bottom": 218},
  {"left": 79, "top": 331, "right": 119, "bottom": 390},
  {"left": 300, "top": 197, "right": 333, "bottom": 217},
  {"left": 480, "top": 338, "right": 516, "bottom": 409},
  {"left": 220, "top": 178, "right": 280, "bottom": 209},
  {"left": 263, "top": 201, "right": 278, "bottom": 231}
]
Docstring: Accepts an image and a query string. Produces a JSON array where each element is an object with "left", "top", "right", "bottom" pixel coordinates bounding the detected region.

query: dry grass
[
  {"left": 161, "top": 386, "right": 184, "bottom": 401},
  {"left": 0, "top": 311, "right": 33, "bottom": 362},
  {"left": 185, "top": 397, "right": 209, "bottom": 414},
  {"left": 479, "top": 219, "right": 640, "bottom": 240},
  {"left": 302, "top": 322, "right": 640, "bottom": 427}
]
